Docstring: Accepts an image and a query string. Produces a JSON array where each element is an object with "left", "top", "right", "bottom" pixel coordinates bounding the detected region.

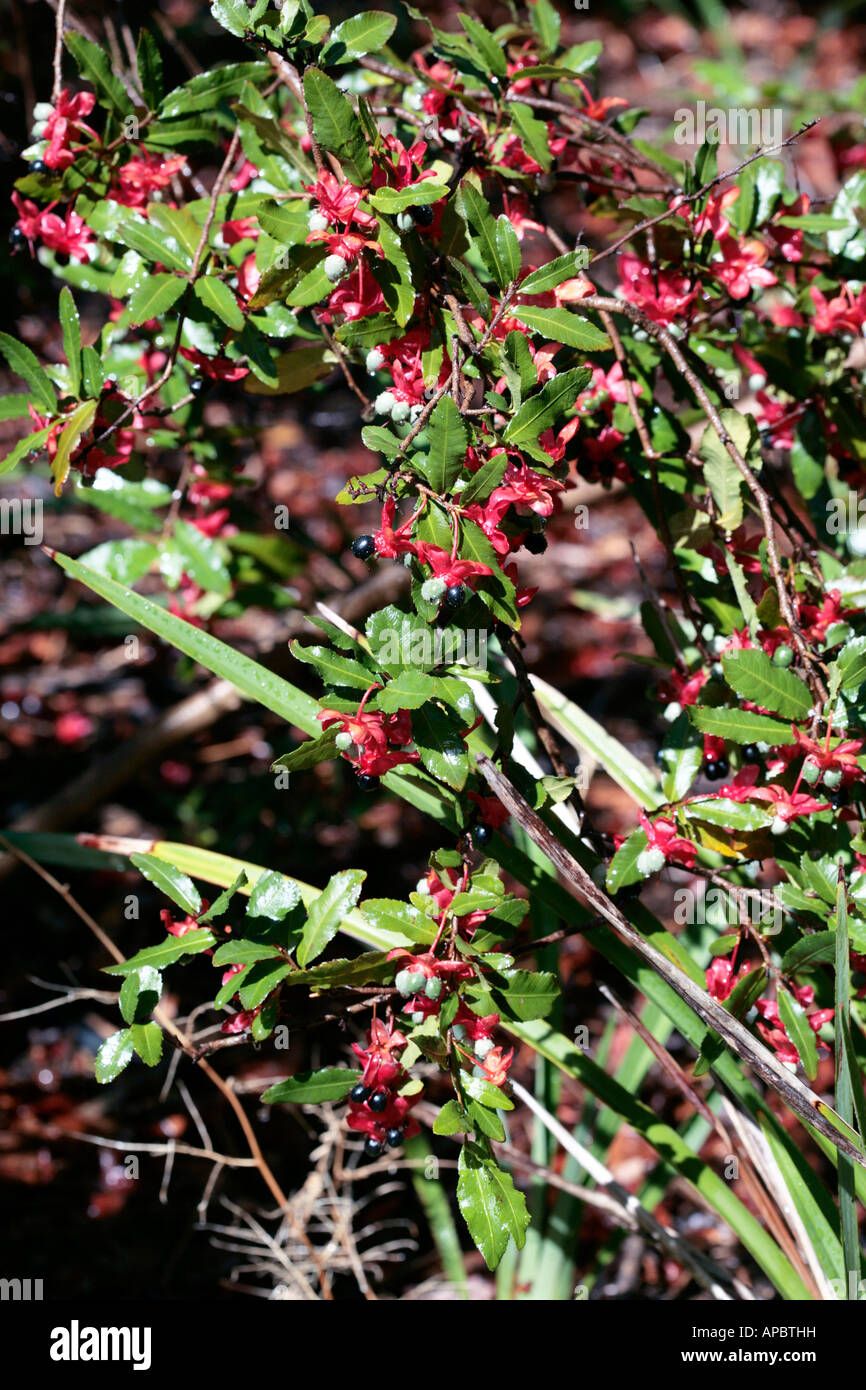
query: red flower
[
  {"left": 810, "top": 284, "right": 866, "bottom": 336},
  {"left": 110, "top": 152, "right": 186, "bottom": 209},
  {"left": 480, "top": 1045, "right": 513, "bottom": 1088},
  {"left": 617, "top": 253, "right": 698, "bottom": 325}
]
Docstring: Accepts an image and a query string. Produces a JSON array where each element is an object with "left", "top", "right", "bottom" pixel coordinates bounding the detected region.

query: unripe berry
[
  {"left": 323, "top": 254, "right": 348, "bottom": 282},
  {"left": 636, "top": 846, "right": 665, "bottom": 876},
  {"left": 375, "top": 390, "right": 395, "bottom": 415},
  {"left": 424, "top": 976, "right": 442, "bottom": 1000},
  {"left": 823, "top": 767, "right": 843, "bottom": 789},
  {"left": 771, "top": 815, "right": 788, "bottom": 835},
  {"left": 32, "top": 102, "right": 53, "bottom": 123},
  {"left": 396, "top": 968, "right": 426, "bottom": 996},
  {"left": 366, "top": 347, "right": 385, "bottom": 373},
  {"left": 415, "top": 877, "right": 430, "bottom": 896},
  {"left": 335, "top": 731, "right": 354, "bottom": 751},
  {"left": 474, "top": 1036, "right": 494, "bottom": 1060},
  {"left": 801, "top": 757, "right": 821, "bottom": 785},
  {"left": 396, "top": 211, "right": 414, "bottom": 232},
  {"left": 421, "top": 576, "right": 447, "bottom": 603},
  {"left": 773, "top": 645, "right": 794, "bottom": 668},
  {"left": 308, "top": 210, "right": 329, "bottom": 232},
  {"left": 391, "top": 399, "right": 410, "bottom": 424}
]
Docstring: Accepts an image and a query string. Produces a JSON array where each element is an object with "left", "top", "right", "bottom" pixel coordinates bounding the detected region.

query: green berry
[{"left": 773, "top": 645, "right": 794, "bottom": 668}]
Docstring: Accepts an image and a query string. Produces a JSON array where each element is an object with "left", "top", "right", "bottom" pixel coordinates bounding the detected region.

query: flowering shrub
[{"left": 6, "top": 0, "right": 866, "bottom": 1296}]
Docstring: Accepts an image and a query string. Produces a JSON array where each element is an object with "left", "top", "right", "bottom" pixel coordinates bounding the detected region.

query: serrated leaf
[
  {"left": 246, "top": 869, "right": 301, "bottom": 921},
  {"left": 59, "top": 288, "right": 82, "bottom": 397},
  {"left": 606, "top": 826, "right": 650, "bottom": 893},
  {"left": 194, "top": 277, "right": 244, "bottom": 330},
  {"left": 412, "top": 702, "right": 469, "bottom": 791},
  {"left": 130, "top": 851, "right": 202, "bottom": 915},
  {"left": 503, "top": 367, "right": 590, "bottom": 459},
  {"left": 321, "top": 11, "right": 397, "bottom": 63},
  {"left": 103, "top": 929, "right": 215, "bottom": 976},
  {"left": 777, "top": 989, "right": 819, "bottom": 1080},
  {"left": 457, "top": 1142, "right": 528, "bottom": 1269},
  {"left": 510, "top": 306, "right": 610, "bottom": 352},
  {"left": 297, "top": 869, "right": 366, "bottom": 967},
  {"left": 119, "top": 966, "right": 163, "bottom": 1025},
  {"left": 130, "top": 1021, "right": 163, "bottom": 1068},
  {"left": 262, "top": 1068, "right": 361, "bottom": 1104},
  {"left": 721, "top": 649, "right": 812, "bottom": 720},
  {"left": 0, "top": 332, "right": 57, "bottom": 412},
  {"left": 50, "top": 401, "right": 97, "bottom": 496},
  {"left": 519, "top": 251, "right": 588, "bottom": 295},
  {"left": 303, "top": 68, "right": 371, "bottom": 187},
  {"left": 781, "top": 931, "right": 836, "bottom": 973},
  {"left": 416, "top": 393, "right": 468, "bottom": 493},
  {"left": 688, "top": 705, "right": 797, "bottom": 745},
  {"left": 95, "top": 1029, "right": 134, "bottom": 1083}
]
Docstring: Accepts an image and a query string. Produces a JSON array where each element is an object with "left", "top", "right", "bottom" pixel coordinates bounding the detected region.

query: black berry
[
  {"left": 412, "top": 204, "right": 434, "bottom": 227},
  {"left": 356, "top": 772, "right": 379, "bottom": 792},
  {"left": 704, "top": 758, "right": 728, "bottom": 781},
  {"left": 742, "top": 745, "right": 760, "bottom": 764},
  {"left": 364, "top": 1136, "right": 383, "bottom": 1158},
  {"left": 189, "top": 377, "right": 210, "bottom": 396},
  {"left": 443, "top": 583, "right": 466, "bottom": 611},
  {"left": 351, "top": 534, "right": 376, "bottom": 561},
  {"left": 474, "top": 822, "right": 493, "bottom": 845},
  {"left": 30, "top": 159, "right": 47, "bottom": 174},
  {"left": 349, "top": 1083, "right": 370, "bottom": 1103},
  {"left": 524, "top": 531, "right": 547, "bottom": 554},
  {"left": 654, "top": 748, "right": 666, "bottom": 767},
  {"left": 9, "top": 226, "right": 25, "bottom": 248},
  {"left": 829, "top": 788, "right": 848, "bottom": 809},
  {"left": 368, "top": 1090, "right": 388, "bottom": 1113},
  {"left": 385, "top": 1126, "right": 403, "bottom": 1148}
]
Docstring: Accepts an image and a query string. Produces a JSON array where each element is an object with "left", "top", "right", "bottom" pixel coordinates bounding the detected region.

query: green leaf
[
  {"left": 210, "top": 0, "right": 252, "bottom": 38},
  {"left": 303, "top": 68, "right": 372, "bottom": 187},
  {"left": 212, "top": 939, "right": 282, "bottom": 966},
  {"left": 528, "top": 0, "right": 561, "bottom": 55},
  {"left": 0, "top": 332, "right": 57, "bottom": 412},
  {"left": 0, "top": 426, "right": 52, "bottom": 477},
  {"left": 321, "top": 12, "right": 398, "bottom": 64},
  {"left": 160, "top": 61, "right": 271, "bottom": 116},
  {"left": 510, "top": 305, "right": 611, "bottom": 352},
  {"left": 103, "top": 929, "right": 216, "bottom": 976},
  {"left": 128, "top": 272, "right": 186, "bottom": 325},
  {"left": 173, "top": 519, "right": 232, "bottom": 597},
  {"left": 262, "top": 1068, "right": 361, "bottom": 1104},
  {"left": 65, "top": 31, "right": 132, "bottom": 114},
  {"left": 130, "top": 1021, "right": 163, "bottom": 1067},
  {"left": 246, "top": 869, "right": 302, "bottom": 921},
  {"left": 458, "top": 13, "right": 508, "bottom": 78},
  {"left": 112, "top": 211, "right": 191, "bottom": 273},
  {"left": 688, "top": 705, "right": 798, "bottom": 745},
  {"left": 457, "top": 1142, "right": 529, "bottom": 1269},
  {"left": 130, "top": 851, "right": 202, "bottom": 916},
  {"left": 369, "top": 182, "right": 449, "bottom": 214},
  {"left": 119, "top": 966, "right": 162, "bottom": 1025},
  {"left": 606, "top": 826, "right": 649, "bottom": 893},
  {"left": 297, "top": 869, "right": 366, "bottom": 967},
  {"left": 59, "top": 288, "right": 82, "bottom": 397},
  {"left": 77, "top": 539, "right": 157, "bottom": 586},
  {"left": 533, "top": 676, "right": 663, "bottom": 809},
  {"left": 782, "top": 931, "right": 836, "bottom": 973},
  {"left": 137, "top": 29, "right": 164, "bottom": 108},
  {"left": 95, "top": 1029, "right": 134, "bottom": 1083},
  {"left": 778, "top": 989, "right": 819, "bottom": 1080},
  {"left": 412, "top": 703, "right": 470, "bottom": 791},
  {"left": 360, "top": 898, "right": 436, "bottom": 946},
  {"left": 835, "top": 871, "right": 860, "bottom": 1297},
  {"left": 237, "top": 959, "right": 293, "bottom": 1009},
  {"left": 416, "top": 394, "right": 468, "bottom": 493},
  {"left": 519, "top": 251, "right": 588, "bottom": 295},
  {"left": 200, "top": 870, "right": 247, "bottom": 923},
  {"left": 659, "top": 711, "right": 704, "bottom": 802},
  {"left": 508, "top": 102, "right": 553, "bottom": 173},
  {"left": 377, "top": 671, "right": 438, "bottom": 711},
  {"left": 721, "top": 649, "right": 812, "bottom": 720},
  {"left": 291, "top": 641, "right": 373, "bottom": 690},
  {"left": 503, "top": 367, "right": 590, "bottom": 460},
  {"left": 194, "top": 277, "right": 245, "bottom": 330},
  {"left": 460, "top": 180, "right": 514, "bottom": 289},
  {"left": 490, "top": 970, "right": 559, "bottom": 1021},
  {"left": 272, "top": 728, "right": 340, "bottom": 774},
  {"left": 835, "top": 637, "right": 866, "bottom": 696},
  {"left": 683, "top": 798, "right": 770, "bottom": 832},
  {"left": 698, "top": 409, "right": 760, "bottom": 533},
  {"left": 50, "top": 401, "right": 97, "bottom": 495},
  {"left": 47, "top": 551, "right": 322, "bottom": 737},
  {"left": 494, "top": 216, "right": 521, "bottom": 283}
]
